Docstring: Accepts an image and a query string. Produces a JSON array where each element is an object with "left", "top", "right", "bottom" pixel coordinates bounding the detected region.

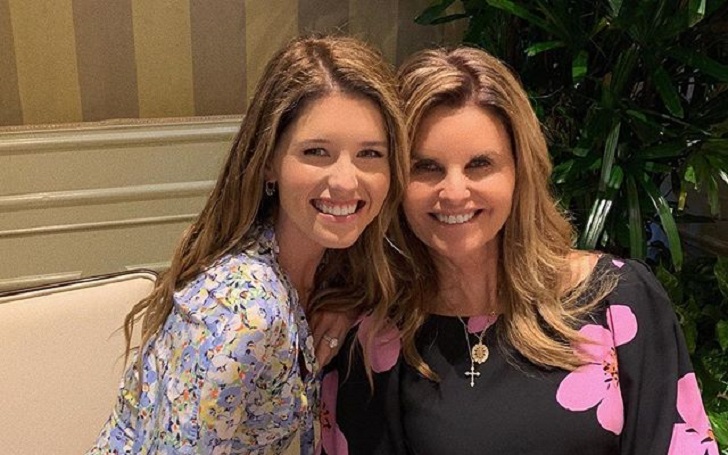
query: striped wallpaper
[{"left": 0, "top": 0, "right": 464, "bottom": 127}]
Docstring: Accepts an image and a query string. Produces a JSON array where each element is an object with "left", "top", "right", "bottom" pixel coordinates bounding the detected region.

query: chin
[
  {"left": 314, "top": 229, "right": 362, "bottom": 250},
  {"left": 322, "top": 239, "right": 358, "bottom": 250},
  {"left": 431, "top": 238, "right": 487, "bottom": 260}
]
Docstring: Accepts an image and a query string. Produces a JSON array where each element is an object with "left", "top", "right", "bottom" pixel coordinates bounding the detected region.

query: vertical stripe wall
[
  {"left": 0, "top": 0, "right": 22, "bottom": 126},
  {"left": 8, "top": 0, "right": 83, "bottom": 125},
  {"left": 190, "top": 0, "right": 246, "bottom": 116},
  {"left": 73, "top": 0, "right": 139, "bottom": 121},
  {"left": 244, "top": 0, "right": 298, "bottom": 100},
  {"left": 0, "top": 0, "right": 464, "bottom": 127},
  {"left": 349, "top": 0, "right": 399, "bottom": 64},
  {"left": 131, "top": 0, "right": 195, "bottom": 118}
]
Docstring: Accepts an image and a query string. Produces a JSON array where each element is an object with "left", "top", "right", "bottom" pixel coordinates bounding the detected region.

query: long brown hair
[
  {"left": 384, "top": 47, "right": 615, "bottom": 380},
  {"left": 123, "top": 35, "right": 408, "bottom": 376}
]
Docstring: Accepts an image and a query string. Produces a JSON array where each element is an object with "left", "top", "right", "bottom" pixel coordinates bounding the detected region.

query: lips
[
  {"left": 312, "top": 199, "right": 364, "bottom": 216},
  {"left": 431, "top": 210, "right": 481, "bottom": 225}
]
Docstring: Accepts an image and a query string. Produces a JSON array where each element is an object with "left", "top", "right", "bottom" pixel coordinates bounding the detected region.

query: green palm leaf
[{"left": 639, "top": 175, "right": 684, "bottom": 271}]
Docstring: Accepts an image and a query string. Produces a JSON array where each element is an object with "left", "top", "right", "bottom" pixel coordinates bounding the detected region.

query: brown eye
[
  {"left": 358, "top": 149, "right": 386, "bottom": 158},
  {"left": 303, "top": 148, "right": 328, "bottom": 157},
  {"left": 412, "top": 159, "right": 441, "bottom": 174},
  {"left": 467, "top": 156, "right": 492, "bottom": 169}
]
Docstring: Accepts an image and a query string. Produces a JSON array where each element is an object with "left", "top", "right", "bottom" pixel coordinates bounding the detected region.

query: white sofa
[{"left": 0, "top": 270, "right": 156, "bottom": 454}]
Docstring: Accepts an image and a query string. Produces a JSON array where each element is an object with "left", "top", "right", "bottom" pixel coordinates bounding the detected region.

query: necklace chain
[{"left": 456, "top": 315, "right": 494, "bottom": 387}]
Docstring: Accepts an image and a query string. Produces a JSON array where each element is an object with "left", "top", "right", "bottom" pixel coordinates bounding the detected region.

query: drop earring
[{"left": 264, "top": 181, "right": 276, "bottom": 197}]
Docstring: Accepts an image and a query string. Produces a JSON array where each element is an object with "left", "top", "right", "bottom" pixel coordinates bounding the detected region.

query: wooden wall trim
[
  {"left": 0, "top": 115, "right": 233, "bottom": 292},
  {"left": 125, "top": 262, "right": 170, "bottom": 273},
  {"left": 0, "top": 181, "right": 214, "bottom": 212},
  {"left": 0, "top": 271, "right": 83, "bottom": 293},
  {"left": 0, "top": 214, "right": 197, "bottom": 239},
  {"left": 0, "top": 116, "right": 240, "bottom": 154}
]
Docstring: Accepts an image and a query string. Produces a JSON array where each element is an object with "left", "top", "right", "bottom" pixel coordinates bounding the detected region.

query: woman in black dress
[{"left": 319, "top": 47, "right": 719, "bottom": 455}]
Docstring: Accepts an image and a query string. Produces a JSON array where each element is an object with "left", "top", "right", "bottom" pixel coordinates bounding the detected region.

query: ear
[{"left": 263, "top": 159, "right": 277, "bottom": 182}]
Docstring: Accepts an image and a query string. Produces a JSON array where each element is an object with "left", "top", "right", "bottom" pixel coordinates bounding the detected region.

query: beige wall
[
  {"left": 0, "top": 1, "right": 465, "bottom": 290},
  {"left": 0, "top": 0, "right": 465, "bottom": 127},
  {"left": 0, "top": 117, "right": 238, "bottom": 291}
]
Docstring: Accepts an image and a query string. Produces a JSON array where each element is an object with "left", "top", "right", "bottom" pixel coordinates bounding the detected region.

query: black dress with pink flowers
[{"left": 320, "top": 257, "right": 720, "bottom": 455}]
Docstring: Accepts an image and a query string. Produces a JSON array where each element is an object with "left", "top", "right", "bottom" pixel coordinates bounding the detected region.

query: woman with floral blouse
[{"left": 87, "top": 35, "right": 407, "bottom": 455}]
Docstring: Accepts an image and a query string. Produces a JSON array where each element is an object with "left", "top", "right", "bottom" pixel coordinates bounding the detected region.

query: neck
[
  {"left": 273, "top": 223, "right": 326, "bottom": 310},
  {"left": 431, "top": 244, "right": 500, "bottom": 316}
]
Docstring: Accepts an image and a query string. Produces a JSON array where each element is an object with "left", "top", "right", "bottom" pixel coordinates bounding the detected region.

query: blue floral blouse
[{"left": 88, "top": 224, "right": 320, "bottom": 454}]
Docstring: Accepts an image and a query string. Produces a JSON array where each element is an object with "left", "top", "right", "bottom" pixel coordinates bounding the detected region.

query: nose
[
  {"left": 329, "top": 155, "right": 359, "bottom": 193},
  {"left": 439, "top": 171, "right": 470, "bottom": 203}
]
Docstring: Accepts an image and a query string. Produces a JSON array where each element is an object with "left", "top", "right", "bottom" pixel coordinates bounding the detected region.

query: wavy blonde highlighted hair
[
  {"left": 123, "top": 35, "right": 408, "bottom": 379},
  {"left": 382, "top": 47, "right": 615, "bottom": 380}
]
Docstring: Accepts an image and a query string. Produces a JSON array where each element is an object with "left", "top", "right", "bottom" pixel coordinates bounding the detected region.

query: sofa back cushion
[{"left": 0, "top": 270, "right": 156, "bottom": 454}]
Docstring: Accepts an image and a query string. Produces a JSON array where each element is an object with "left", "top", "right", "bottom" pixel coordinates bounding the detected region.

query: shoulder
[
  {"left": 567, "top": 250, "right": 601, "bottom": 288},
  {"left": 590, "top": 256, "right": 677, "bottom": 335},
  {"left": 606, "top": 257, "right": 670, "bottom": 304},
  {"left": 163, "top": 252, "right": 293, "bottom": 377},
  {"left": 174, "top": 251, "right": 291, "bottom": 325},
  {"left": 576, "top": 252, "right": 669, "bottom": 305}
]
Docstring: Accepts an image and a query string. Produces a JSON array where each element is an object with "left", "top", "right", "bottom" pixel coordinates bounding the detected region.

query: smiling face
[
  {"left": 267, "top": 92, "right": 390, "bottom": 255},
  {"left": 403, "top": 103, "right": 515, "bottom": 264}
]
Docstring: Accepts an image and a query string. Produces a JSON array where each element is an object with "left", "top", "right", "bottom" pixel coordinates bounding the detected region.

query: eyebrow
[
  {"left": 413, "top": 150, "right": 499, "bottom": 159},
  {"left": 411, "top": 153, "right": 436, "bottom": 161},
  {"left": 298, "top": 139, "right": 388, "bottom": 148},
  {"left": 360, "top": 140, "right": 389, "bottom": 148}
]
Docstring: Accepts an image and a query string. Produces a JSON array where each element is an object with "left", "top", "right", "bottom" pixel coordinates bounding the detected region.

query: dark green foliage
[
  {"left": 659, "top": 257, "right": 728, "bottom": 448},
  {"left": 417, "top": 0, "right": 728, "bottom": 268},
  {"left": 417, "top": 0, "right": 728, "bottom": 448}
]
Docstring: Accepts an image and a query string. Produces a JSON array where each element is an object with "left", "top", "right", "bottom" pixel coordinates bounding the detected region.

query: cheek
[
  {"left": 402, "top": 193, "right": 417, "bottom": 222},
  {"left": 276, "top": 171, "right": 316, "bottom": 212},
  {"left": 485, "top": 173, "right": 515, "bottom": 209},
  {"left": 493, "top": 187, "right": 514, "bottom": 208},
  {"left": 366, "top": 170, "right": 391, "bottom": 208},
  {"left": 403, "top": 183, "right": 429, "bottom": 214},
  {"left": 402, "top": 193, "right": 429, "bottom": 237},
  {"left": 500, "top": 182, "right": 516, "bottom": 212},
  {"left": 277, "top": 175, "right": 308, "bottom": 199}
]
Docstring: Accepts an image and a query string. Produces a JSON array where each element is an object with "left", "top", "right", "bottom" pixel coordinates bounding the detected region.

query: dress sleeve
[{"left": 612, "top": 259, "right": 719, "bottom": 455}]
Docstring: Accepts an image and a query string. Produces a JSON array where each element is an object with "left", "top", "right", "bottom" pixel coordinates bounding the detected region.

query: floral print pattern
[
  {"left": 668, "top": 373, "right": 719, "bottom": 455},
  {"left": 556, "top": 305, "right": 637, "bottom": 434},
  {"left": 329, "top": 257, "right": 720, "bottom": 454},
  {"left": 88, "top": 224, "right": 319, "bottom": 455},
  {"left": 467, "top": 314, "right": 498, "bottom": 333},
  {"left": 357, "top": 315, "right": 401, "bottom": 373},
  {"left": 318, "top": 315, "right": 401, "bottom": 455},
  {"left": 319, "top": 371, "right": 348, "bottom": 455}
]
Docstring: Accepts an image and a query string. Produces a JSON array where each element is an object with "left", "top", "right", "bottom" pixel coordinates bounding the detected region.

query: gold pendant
[{"left": 471, "top": 342, "right": 489, "bottom": 364}]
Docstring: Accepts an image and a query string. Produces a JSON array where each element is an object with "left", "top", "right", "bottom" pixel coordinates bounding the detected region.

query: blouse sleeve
[
  {"left": 184, "top": 261, "right": 289, "bottom": 451},
  {"left": 611, "top": 259, "right": 719, "bottom": 454}
]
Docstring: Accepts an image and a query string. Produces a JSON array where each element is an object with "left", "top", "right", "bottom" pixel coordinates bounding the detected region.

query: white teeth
[
  {"left": 435, "top": 212, "right": 475, "bottom": 225},
  {"left": 315, "top": 201, "right": 358, "bottom": 216}
]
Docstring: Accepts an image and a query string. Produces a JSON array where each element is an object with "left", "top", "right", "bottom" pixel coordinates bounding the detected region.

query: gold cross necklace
[{"left": 456, "top": 314, "right": 496, "bottom": 387}]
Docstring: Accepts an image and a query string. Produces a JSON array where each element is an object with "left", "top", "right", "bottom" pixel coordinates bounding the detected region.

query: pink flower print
[
  {"left": 467, "top": 314, "right": 498, "bottom": 333},
  {"left": 668, "top": 373, "right": 719, "bottom": 455},
  {"left": 357, "top": 315, "right": 401, "bottom": 372},
  {"left": 556, "top": 305, "right": 637, "bottom": 434},
  {"left": 317, "top": 315, "right": 401, "bottom": 455},
  {"left": 317, "top": 371, "right": 348, "bottom": 455}
]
